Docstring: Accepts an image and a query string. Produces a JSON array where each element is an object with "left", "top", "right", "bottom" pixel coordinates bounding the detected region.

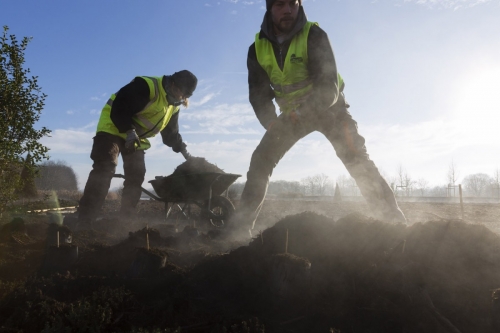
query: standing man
[
  {"left": 76, "top": 70, "right": 198, "bottom": 230},
  {"left": 231, "top": 0, "right": 406, "bottom": 236}
]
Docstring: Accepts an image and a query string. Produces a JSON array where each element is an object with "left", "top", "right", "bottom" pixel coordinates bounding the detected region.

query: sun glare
[{"left": 450, "top": 65, "right": 500, "bottom": 140}]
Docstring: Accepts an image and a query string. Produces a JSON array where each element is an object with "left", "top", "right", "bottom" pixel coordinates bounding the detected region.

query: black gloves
[
  {"left": 125, "top": 129, "right": 141, "bottom": 150},
  {"left": 181, "top": 149, "right": 192, "bottom": 160},
  {"left": 172, "top": 141, "right": 187, "bottom": 153},
  {"left": 172, "top": 142, "right": 191, "bottom": 160}
]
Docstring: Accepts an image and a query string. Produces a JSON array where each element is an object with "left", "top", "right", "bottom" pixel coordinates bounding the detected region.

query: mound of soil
[
  {"left": 1, "top": 207, "right": 500, "bottom": 332},
  {"left": 149, "top": 157, "right": 228, "bottom": 200},
  {"left": 172, "top": 157, "right": 225, "bottom": 176}
]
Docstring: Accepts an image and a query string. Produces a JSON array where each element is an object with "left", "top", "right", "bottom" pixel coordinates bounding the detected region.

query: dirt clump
[
  {"left": 172, "top": 156, "right": 225, "bottom": 176},
  {"left": 149, "top": 157, "right": 228, "bottom": 201},
  {"left": 1, "top": 207, "right": 500, "bottom": 332}
]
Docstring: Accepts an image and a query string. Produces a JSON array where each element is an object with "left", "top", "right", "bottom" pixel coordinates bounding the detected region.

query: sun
[{"left": 451, "top": 63, "right": 500, "bottom": 133}]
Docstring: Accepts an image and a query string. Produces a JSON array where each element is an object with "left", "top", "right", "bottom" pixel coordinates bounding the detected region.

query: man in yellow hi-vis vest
[
  {"left": 76, "top": 70, "right": 197, "bottom": 230},
  {"left": 229, "top": 0, "right": 406, "bottom": 238}
]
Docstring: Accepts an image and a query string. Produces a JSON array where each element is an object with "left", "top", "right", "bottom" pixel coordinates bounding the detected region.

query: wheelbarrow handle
[
  {"left": 181, "top": 150, "right": 192, "bottom": 160},
  {"left": 112, "top": 174, "right": 162, "bottom": 201}
]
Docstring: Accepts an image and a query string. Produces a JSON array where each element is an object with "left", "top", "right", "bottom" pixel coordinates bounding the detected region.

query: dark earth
[{"left": 2, "top": 197, "right": 500, "bottom": 332}]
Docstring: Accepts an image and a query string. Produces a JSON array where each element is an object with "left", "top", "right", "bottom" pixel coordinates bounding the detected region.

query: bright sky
[{"left": 2, "top": 0, "right": 500, "bottom": 190}]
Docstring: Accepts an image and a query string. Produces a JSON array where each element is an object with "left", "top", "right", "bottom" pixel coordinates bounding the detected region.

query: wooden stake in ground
[
  {"left": 146, "top": 233, "right": 150, "bottom": 251},
  {"left": 285, "top": 229, "right": 288, "bottom": 254},
  {"left": 57, "top": 231, "right": 59, "bottom": 248},
  {"left": 459, "top": 184, "right": 464, "bottom": 220}
]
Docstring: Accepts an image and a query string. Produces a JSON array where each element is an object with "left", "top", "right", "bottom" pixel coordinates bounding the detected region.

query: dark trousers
[
  {"left": 236, "top": 94, "right": 403, "bottom": 230},
  {"left": 78, "top": 132, "right": 146, "bottom": 222}
]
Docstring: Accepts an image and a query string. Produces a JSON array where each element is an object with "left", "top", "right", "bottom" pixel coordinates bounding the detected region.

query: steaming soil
[{"left": 1, "top": 200, "right": 500, "bottom": 332}]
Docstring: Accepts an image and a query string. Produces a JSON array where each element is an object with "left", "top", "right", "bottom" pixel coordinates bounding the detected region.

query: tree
[
  {"left": 300, "top": 173, "right": 332, "bottom": 196},
  {"left": 0, "top": 26, "right": 50, "bottom": 210},
  {"left": 446, "top": 159, "right": 460, "bottom": 197},
  {"left": 492, "top": 168, "right": 500, "bottom": 198},
  {"left": 396, "top": 165, "right": 414, "bottom": 197},
  {"left": 415, "top": 178, "right": 429, "bottom": 197},
  {"left": 429, "top": 185, "right": 447, "bottom": 197},
  {"left": 18, "top": 153, "right": 37, "bottom": 198},
  {"left": 312, "top": 173, "right": 331, "bottom": 196},
  {"left": 336, "top": 174, "right": 358, "bottom": 196},
  {"left": 35, "top": 161, "right": 78, "bottom": 192},
  {"left": 333, "top": 182, "right": 342, "bottom": 202},
  {"left": 462, "top": 173, "right": 493, "bottom": 197},
  {"left": 301, "top": 176, "right": 316, "bottom": 196},
  {"left": 447, "top": 159, "right": 459, "bottom": 186}
]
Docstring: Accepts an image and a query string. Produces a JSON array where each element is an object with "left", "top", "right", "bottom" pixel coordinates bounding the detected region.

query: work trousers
[
  {"left": 237, "top": 94, "right": 403, "bottom": 231},
  {"left": 78, "top": 132, "right": 146, "bottom": 222}
]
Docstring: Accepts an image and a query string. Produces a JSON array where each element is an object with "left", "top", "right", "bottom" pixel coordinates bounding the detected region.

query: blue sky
[{"left": 2, "top": 0, "right": 500, "bottom": 190}]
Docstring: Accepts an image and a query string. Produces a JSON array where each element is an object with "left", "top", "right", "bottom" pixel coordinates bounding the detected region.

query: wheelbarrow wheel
[{"left": 201, "top": 196, "right": 235, "bottom": 228}]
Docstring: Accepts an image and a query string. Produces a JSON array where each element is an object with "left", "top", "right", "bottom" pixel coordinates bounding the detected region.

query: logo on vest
[{"left": 290, "top": 54, "right": 303, "bottom": 64}]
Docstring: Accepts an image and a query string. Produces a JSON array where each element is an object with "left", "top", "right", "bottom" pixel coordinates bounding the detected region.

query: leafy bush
[{"left": 0, "top": 26, "right": 50, "bottom": 211}]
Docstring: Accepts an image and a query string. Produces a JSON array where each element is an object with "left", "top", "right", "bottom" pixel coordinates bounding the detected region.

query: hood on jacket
[
  {"left": 266, "top": 0, "right": 302, "bottom": 11},
  {"left": 259, "top": 5, "right": 308, "bottom": 44}
]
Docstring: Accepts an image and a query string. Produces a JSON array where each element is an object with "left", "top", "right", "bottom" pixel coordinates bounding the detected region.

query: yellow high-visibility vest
[
  {"left": 255, "top": 21, "right": 343, "bottom": 113},
  {"left": 96, "top": 76, "right": 179, "bottom": 150}
]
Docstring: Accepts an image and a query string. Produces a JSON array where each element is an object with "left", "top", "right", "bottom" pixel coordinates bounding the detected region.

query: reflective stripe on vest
[
  {"left": 105, "top": 77, "right": 162, "bottom": 137},
  {"left": 271, "top": 78, "right": 312, "bottom": 94},
  {"left": 96, "top": 76, "right": 178, "bottom": 150},
  {"left": 255, "top": 21, "right": 344, "bottom": 113},
  {"left": 134, "top": 76, "right": 162, "bottom": 137},
  {"left": 255, "top": 21, "right": 316, "bottom": 113}
]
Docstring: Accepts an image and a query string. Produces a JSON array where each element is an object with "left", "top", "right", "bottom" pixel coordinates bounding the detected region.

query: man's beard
[{"left": 275, "top": 18, "right": 296, "bottom": 34}]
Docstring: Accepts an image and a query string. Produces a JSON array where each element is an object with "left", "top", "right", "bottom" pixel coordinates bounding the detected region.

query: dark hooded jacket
[
  {"left": 107, "top": 76, "right": 184, "bottom": 150},
  {"left": 248, "top": 7, "right": 343, "bottom": 129}
]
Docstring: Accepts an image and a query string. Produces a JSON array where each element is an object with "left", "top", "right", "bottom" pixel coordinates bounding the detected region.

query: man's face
[{"left": 271, "top": 0, "right": 300, "bottom": 34}]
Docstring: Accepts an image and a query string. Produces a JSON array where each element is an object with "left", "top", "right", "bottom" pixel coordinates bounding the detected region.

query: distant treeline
[
  {"left": 228, "top": 171, "right": 500, "bottom": 199},
  {"left": 35, "top": 161, "right": 78, "bottom": 192}
]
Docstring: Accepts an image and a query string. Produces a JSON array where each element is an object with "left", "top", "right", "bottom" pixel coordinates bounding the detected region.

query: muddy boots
[
  {"left": 350, "top": 170, "right": 406, "bottom": 224},
  {"left": 74, "top": 166, "right": 115, "bottom": 231},
  {"left": 119, "top": 184, "right": 142, "bottom": 218}
]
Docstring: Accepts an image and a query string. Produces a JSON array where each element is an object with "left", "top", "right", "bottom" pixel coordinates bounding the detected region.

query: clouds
[
  {"left": 40, "top": 105, "right": 500, "bottom": 190},
  {"left": 224, "top": 0, "right": 257, "bottom": 4},
  {"left": 189, "top": 92, "right": 219, "bottom": 107},
  {"left": 21, "top": 0, "right": 499, "bottom": 191},
  {"left": 401, "top": 0, "right": 493, "bottom": 9},
  {"left": 90, "top": 93, "right": 107, "bottom": 102},
  {"left": 40, "top": 128, "right": 94, "bottom": 154},
  {"left": 359, "top": 111, "right": 500, "bottom": 185},
  {"left": 181, "top": 103, "right": 260, "bottom": 134},
  {"left": 214, "top": 0, "right": 494, "bottom": 10}
]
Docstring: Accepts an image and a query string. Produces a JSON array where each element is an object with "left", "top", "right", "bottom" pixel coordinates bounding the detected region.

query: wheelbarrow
[{"left": 113, "top": 172, "right": 241, "bottom": 228}]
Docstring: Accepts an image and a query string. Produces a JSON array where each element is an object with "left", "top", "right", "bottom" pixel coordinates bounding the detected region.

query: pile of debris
[
  {"left": 185, "top": 212, "right": 500, "bottom": 332},
  {"left": 172, "top": 156, "right": 225, "bottom": 176},
  {"left": 2, "top": 210, "right": 500, "bottom": 332},
  {"left": 150, "top": 157, "right": 225, "bottom": 200}
]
